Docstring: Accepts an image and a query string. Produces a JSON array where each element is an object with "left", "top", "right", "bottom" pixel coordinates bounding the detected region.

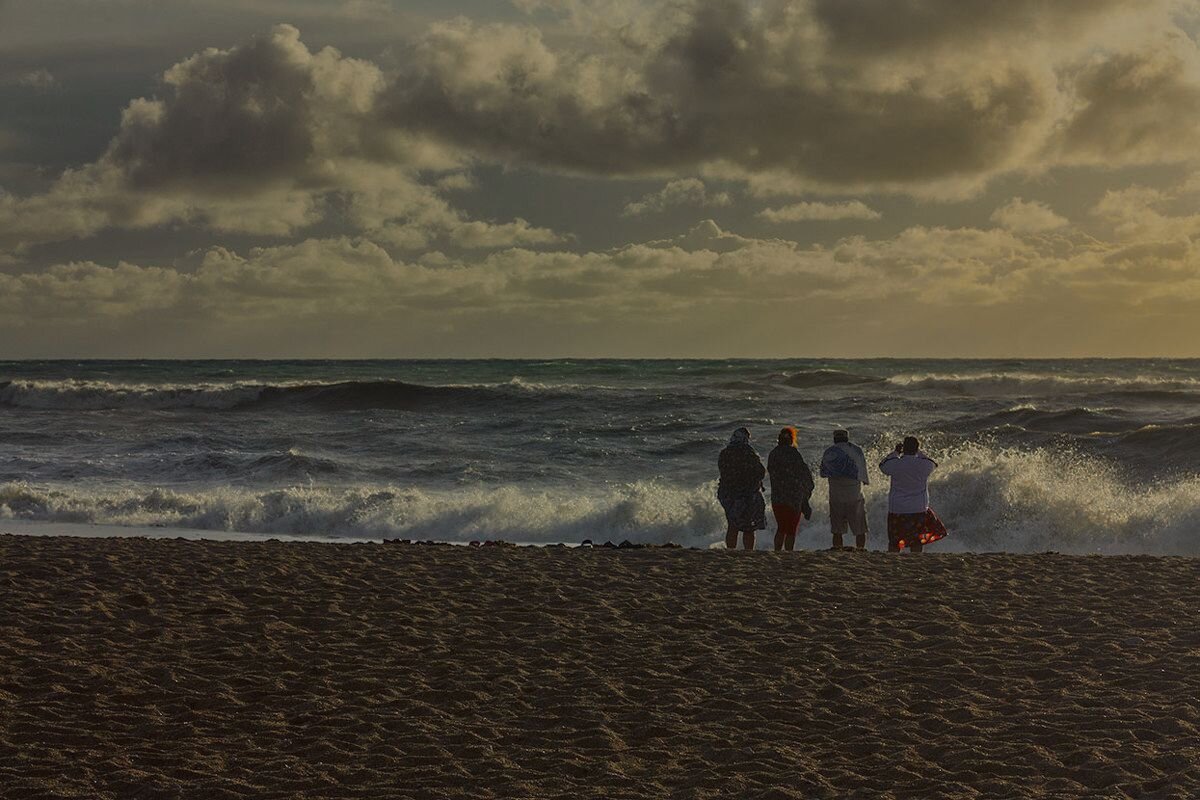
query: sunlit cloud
[
  {"left": 622, "top": 179, "right": 732, "bottom": 216},
  {"left": 990, "top": 198, "right": 1068, "bottom": 234},
  {"left": 758, "top": 201, "right": 882, "bottom": 223}
]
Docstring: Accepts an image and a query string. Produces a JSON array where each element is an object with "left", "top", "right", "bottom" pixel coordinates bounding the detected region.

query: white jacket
[{"left": 878, "top": 452, "right": 937, "bottom": 514}]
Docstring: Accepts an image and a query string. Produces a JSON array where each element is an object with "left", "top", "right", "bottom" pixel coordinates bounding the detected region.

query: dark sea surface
[{"left": 1, "top": 359, "right": 1198, "bottom": 552}]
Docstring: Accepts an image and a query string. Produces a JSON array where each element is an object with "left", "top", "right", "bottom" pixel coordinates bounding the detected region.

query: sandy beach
[{"left": 2, "top": 534, "right": 1198, "bottom": 799}]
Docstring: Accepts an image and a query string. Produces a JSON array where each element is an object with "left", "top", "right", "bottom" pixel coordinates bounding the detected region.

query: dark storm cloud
[
  {"left": 107, "top": 24, "right": 385, "bottom": 190},
  {"left": 380, "top": 0, "right": 1185, "bottom": 195},
  {"left": 1055, "top": 35, "right": 1200, "bottom": 166},
  {"left": 391, "top": 1, "right": 1047, "bottom": 181},
  {"left": 0, "top": 25, "right": 559, "bottom": 250},
  {"left": 808, "top": 0, "right": 1132, "bottom": 55},
  {"left": 4, "top": 0, "right": 1200, "bottom": 254}
]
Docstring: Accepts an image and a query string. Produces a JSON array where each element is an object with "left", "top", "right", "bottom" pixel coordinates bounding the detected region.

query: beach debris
[{"left": 581, "top": 539, "right": 682, "bottom": 550}]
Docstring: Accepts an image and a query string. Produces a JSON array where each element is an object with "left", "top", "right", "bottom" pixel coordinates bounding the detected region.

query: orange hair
[{"left": 778, "top": 426, "right": 798, "bottom": 446}]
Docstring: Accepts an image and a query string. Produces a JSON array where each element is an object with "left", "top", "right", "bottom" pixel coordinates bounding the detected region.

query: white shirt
[{"left": 878, "top": 452, "right": 937, "bottom": 514}]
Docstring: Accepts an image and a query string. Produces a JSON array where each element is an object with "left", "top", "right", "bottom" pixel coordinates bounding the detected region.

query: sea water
[{"left": 1, "top": 359, "right": 1198, "bottom": 553}]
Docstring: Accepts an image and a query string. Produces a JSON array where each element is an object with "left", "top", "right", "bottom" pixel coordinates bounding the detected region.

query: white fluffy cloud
[
  {"left": 6, "top": 69, "right": 57, "bottom": 90},
  {"left": 758, "top": 201, "right": 881, "bottom": 223},
  {"left": 622, "top": 179, "right": 732, "bottom": 216},
  {"left": 990, "top": 198, "right": 1069, "bottom": 233}
]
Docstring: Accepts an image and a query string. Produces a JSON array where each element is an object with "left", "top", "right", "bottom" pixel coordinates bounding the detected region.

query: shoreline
[{"left": 4, "top": 519, "right": 1200, "bottom": 558}]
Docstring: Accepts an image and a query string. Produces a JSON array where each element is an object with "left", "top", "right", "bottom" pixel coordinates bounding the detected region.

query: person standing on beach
[
  {"left": 717, "top": 427, "right": 767, "bottom": 550},
  {"left": 767, "top": 427, "right": 814, "bottom": 551},
  {"left": 879, "top": 436, "right": 948, "bottom": 553},
  {"left": 819, "top": 429, "right": 870, "bottom": 550}
]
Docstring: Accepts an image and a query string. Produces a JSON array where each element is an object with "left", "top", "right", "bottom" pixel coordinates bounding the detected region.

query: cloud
[
  {"left": 622, "top": 178, "right": 732, "bottom": 216},
  {"left": 0, "top": 24, "right": 559, "bottom": 252},
  {"left": 380, "top": 0, "right": 1194, "bottom": 198},
  {"left": 1053, "top": 33, "right": 1200, "bottom": 167},
  {"left": 447, "top": 217, "right": 566, "bottom": 249},
  {"left": 5, "top": 69, "right": 57, "bottom": 90},
  {"left": 990, "top": 198, "right": 1068, "bottom": 233},
  {"left": 644, "top": 218, "right": 761, "bottom": 253},
  {"left": 7, "top": 209, "right": 1197, "bottom": 356},
  {"left": 107, "top": 24, "right": 389, "bottom": 190},
  {"left": 7, "top": 3, "right": 1200, "bottom": 258},
  {"left": 758, "top": 200, "right": 881, "bottom": 223},
  {"left": 1090, "top": 181, "right": 1200, "bottom": 242}
]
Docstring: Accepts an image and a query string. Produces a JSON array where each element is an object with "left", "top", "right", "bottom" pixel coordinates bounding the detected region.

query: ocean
[{"left": 1, "top": 359, "right": 1197, "bottom": 553}]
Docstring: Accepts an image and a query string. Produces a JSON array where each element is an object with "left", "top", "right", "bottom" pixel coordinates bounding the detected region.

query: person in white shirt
[{"left": 878, "top": 436, "right": 948, "bottom": 553}]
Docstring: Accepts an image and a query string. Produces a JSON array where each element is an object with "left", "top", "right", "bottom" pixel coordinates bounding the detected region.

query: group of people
[{"left": 716, "top": 427, "right": 948, "bottom": 552}]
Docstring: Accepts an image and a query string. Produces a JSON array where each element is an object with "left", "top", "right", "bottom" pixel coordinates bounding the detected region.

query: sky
[{"left": 2, "top": 0, "right": 1200, "bottom": 358}]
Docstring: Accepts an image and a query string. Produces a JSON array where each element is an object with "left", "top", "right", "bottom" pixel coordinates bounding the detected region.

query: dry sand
[{"left": 1, "top": 534, "right": 1198, "bottom": 799}]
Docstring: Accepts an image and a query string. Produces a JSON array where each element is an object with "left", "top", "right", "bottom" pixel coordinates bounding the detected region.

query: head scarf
[{"left": 729, "top": 427, "right": 752, "bottom": 446}]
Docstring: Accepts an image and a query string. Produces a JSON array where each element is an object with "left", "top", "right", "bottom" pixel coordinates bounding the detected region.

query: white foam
[
  {"left": 888, "top": 372, "right": 1200, "bottom": 396},
  {"left": 0, "top": 379, "right": 271, "bottom": 410},
  {"left": 1, "top": 444, "right": 1199, "bottom": 554},
  {"left": 0, "top": 481, "right": 726, "bottom": 548}
]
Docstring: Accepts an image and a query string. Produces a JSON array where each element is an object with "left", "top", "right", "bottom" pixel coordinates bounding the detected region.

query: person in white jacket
[{"left": 878, "top": 436, "right": 948, "bottom": 552}]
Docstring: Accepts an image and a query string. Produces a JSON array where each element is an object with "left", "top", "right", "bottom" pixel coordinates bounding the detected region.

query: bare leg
[
  {"left": 743, "top": 531, "right": 756, "bottom": 550},
  {"left": 774, "top": 529, "right": 785, "bottom": 551},
  {"left": 855, "top": 534, "right": 866, "bottom": 550},
  {"left": 783, "top": 532, "right": 796, "bottom": 551},
  {"left": 831, "top": 532, "right": 844, "bottom": 550},
  {"left": 726, "top": 524, "right": 738, "bottom": 549}
]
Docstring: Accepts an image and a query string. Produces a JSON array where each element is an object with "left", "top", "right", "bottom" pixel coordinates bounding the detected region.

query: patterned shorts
[
  {"left": 720, "top": 492, "right": 766, "bottom": 532},
  {"left": 887, "top": 508, "right": 948, "bottom": 551}
]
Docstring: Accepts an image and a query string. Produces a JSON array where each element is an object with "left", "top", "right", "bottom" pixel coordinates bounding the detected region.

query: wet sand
[{"left": 2, "top": 534, "right": 1198, "bottom": 799}]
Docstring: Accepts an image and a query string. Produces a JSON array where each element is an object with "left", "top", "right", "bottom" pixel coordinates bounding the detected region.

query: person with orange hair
[{"left": 767, "top": 427, "right": 814, "bottom": 551}]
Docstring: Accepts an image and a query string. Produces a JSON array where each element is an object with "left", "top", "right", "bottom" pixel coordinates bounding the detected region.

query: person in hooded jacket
[
  {"left": 767, "top": 427, "right": 814, "bottom": 551},
  {"left": 819, "top": 428, "right": 870, "bottom": 550},
  {"left": 717, "top": 427, "right": 766, "bottom": 550}
]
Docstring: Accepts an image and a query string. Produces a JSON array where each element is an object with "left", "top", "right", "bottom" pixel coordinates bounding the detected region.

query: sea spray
[
  {"left": 3, "top": 445, "right": 1200, "bottom": 553},
  {"left": 0, "top": 481, "right": 727, "bottom": 548}
]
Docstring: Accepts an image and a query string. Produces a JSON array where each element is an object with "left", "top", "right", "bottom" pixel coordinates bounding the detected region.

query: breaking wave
[
  {"left": 888, "top": 372, "right": 1200, "bottom": 397},
  {"left": 3, "top": 442, "right": 1199, "bottom": 554},
  {"left": 0, "top": 481, "right": 726, "bottom": 549}
]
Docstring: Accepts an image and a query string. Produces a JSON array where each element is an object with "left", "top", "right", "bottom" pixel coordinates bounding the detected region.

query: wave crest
[
  {"left": 889, "top": 372, "right": 1200, "bottom": 397},
  {"left": 3, "top": 442, "right": 1199, "bottom": 554},
  {"left": 0, "top": 379, "right": 544, "bottom": 412}
]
